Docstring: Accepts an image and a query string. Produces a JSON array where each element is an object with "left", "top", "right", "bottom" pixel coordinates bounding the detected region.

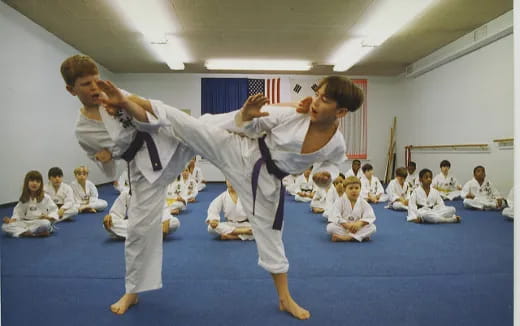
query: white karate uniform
[
  {"left": 310, "top": 185, "right": 329, "bottom": 211},
  {"left": 326, "top": 196, "right": 376, "bottom": 242},
  {"left": 345, "top": 168, "right": 362, "bottom": 178},
  {"left": 406, "top": 172, "right": 420, "bottom": 190},
  {"left": 385, "top": 179, "right": 409, "bottom": 211},
  {"left": 432, "top": 173, "right": 461, "bottom": 200},
  {"left": 283, "top": 175, "right": 297, "bottom": 194},
  {"left": 502, "top": 188, "right": 514, "bottom": 220},
  {"left": 293, "top": 174, "right": 314, "bottom": 202},
  {"left": 192, "top": 166, "right": 206, "bottom": 191},
  {"left": 2, "top": 194, "right": 57, "bottom": 237},
  {"left": 44, "top": 182, "right": 78, "bottom": 222},
  {"left": 137, "top": 102, "right": 346, "bottom": 274},
  {"left": 181, "top": 175, "right": 199, "bottom": 202},
  {"left": 206, "top": 190, "right": 254, "bottom": 241},
  {"left": 165, "top": 179, "right": 187, "bottom": 212},
  {"left": 461, "top": 178, "right": 503, "bottom": 210},
  {"left": 115, "top": 168, "right": 130, "bottom": 193},
  {"left": 70, "top": 180, "right": 108, "bottom": 211},
  {"left": 75, "top": 102, "right": 196, "bottom": 294},
  {"left": 407, "top": 187, "right": 459, "bottom": 223},
  {"left": 360, "top": 175, "right": 389, "bottom": 202},
  {"left": 323, "top": 186, "right": 341, "bottom": 221},
  {"left": 105, "top": 190, "right": 179, "bottom": 239}
]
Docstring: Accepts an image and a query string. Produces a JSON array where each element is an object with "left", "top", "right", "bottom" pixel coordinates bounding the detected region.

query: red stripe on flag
[{"left": 264, "top": 78, "right": 280, "bottom": 104}]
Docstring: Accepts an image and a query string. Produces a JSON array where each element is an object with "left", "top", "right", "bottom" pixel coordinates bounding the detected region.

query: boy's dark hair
[
  {"left": 352, "top": 159, "right": 361, "bottom": 165},
  {"left": 48, "top": 167, "right": 64, "bottom": 178},
  {"left": 408, "top": 161, "right": 416, "bottom": 168},
  {"left": 338, "top": 173, "right": 345, "bottom": 179},
  {"left": 361, "top": 163, "right": 373, "bottom": 173},
  {"left": 419, "top": 168, "right": 432, "bottom": 179},
  {"left": 473, "top": 165, "right": 485, "bottom": 175},
  {"left": 440, "top": 160, "right": 451, "bottom": 168},
  {"left": 317, "top": 76, "right": 364, "bottom": 112},
  {"left": 395, "top": 167, "right": 407, "bottom": 178},
  {"left": 60, "top": 55, "right": 99, "bottom": 87}
]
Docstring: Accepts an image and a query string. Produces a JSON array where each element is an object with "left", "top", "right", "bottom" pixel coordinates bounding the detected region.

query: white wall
[
  {"left": 0, "top": 2, "right": 117, "bottom": 203},
  {"left": 396, "top": 34, "right": 514, "bottom": 195}
]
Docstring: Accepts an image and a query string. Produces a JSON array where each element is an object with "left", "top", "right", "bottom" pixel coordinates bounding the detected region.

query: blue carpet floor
[{"left": 1, "top": 183, "right": 513, "bottom": 326}]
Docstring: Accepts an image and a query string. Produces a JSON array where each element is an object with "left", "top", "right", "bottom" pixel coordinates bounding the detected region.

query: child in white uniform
[
  {"left": 345, "top": 159, "right": 362, "bottom": 178},
  {"left": 432, "top": 160, "right": 462, "bottom": 200},
  {"left": 71, "top": 166, "right": 108, "bottom": 213},
  {"left": 188, "top": 157, "right": 207, "bottom": 191},
  {"left": 385, "top": 167, "right": 410, "bottom": 211},
  {"left": 405, "top": 161, "right": 420, "bottom": 190},
  {"left": 407, "top": 169, "right": 461, "bottom": 224},
  {"left": 323, "top": 175, "right": 345, "bottom": 221},
  {"left": 360, "top": 163, "right": 388, "bottom": 203},
  {"left": 462, "top": 166, "right": 504, "bottom": 210},
  {"left": 2, "top": 171, "right": 57, "bottom": 237},
  {"left": 326, "top": 176, "right": 376, "bottom": 242},
  {"left": 294, "top": 168, "right": 315, "bottom": 202},
  {"left": 44, "top": 167, "right": 78, "bottom": 222}
]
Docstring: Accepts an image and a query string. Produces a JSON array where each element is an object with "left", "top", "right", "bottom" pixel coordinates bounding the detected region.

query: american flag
[{"left": 247, "top": 78, "right": 280, "bottom": 104}]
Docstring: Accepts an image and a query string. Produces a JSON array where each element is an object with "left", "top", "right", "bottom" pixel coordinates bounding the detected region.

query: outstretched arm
[{"left": 96, "top": 80, "right": 154, "bottom": 122}]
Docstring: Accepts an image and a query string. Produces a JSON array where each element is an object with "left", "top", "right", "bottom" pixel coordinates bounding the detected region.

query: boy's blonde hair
[
  {"left": 60, "top": 55, "right": 99, "bottom": 87},
  {"left": 74, "top": 166, "right": 89, "bottom": 176},
  {"left": 344, "top": 176, "right": 361, "bottom": 187}
]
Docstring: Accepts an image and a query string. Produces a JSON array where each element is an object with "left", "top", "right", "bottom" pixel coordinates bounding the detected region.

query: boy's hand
[
  {"left": 3, "top": 217, "right": 11, "bottom": 224},
  {"left": 466, "top": 193, "right": 475, "bottom": 199},
  {"left": 209, "top": 220, "right": 219, "bottom": 229},
  {"left": 240, "top": 94, "right": 270, "bottom": 121},
  {"left": 103, "top": 214, "right": 113, "bottom": 229},
  {"left": 96, "top": 80, "right": 129, "bottom": 112},
  {"left": 497, "top": 198, "right": 503, "bottom": 208},
  {"left": 58, "top": 208, "right": 65, "bottom": 217},
  {"left": 313, "top": 172, "right": 331, "bottom": 187},
  {"left": 296, "top": 97, "right": 312, "bottom": 114},
  {"left": 95, "top": 149, "right": 112, "bottom": 163}
]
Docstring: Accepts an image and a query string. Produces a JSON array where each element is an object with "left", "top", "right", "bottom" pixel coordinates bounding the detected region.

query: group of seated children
[{"left": 3, "top": 166, "right": 108, "bottom": 237}]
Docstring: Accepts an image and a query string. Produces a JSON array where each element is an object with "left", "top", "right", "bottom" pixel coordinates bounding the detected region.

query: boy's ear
[
  {"left": 336, "top": 107, "right": 348, "bottom": 119},
  {"left": 66, "top": 85, "right": 76, "bottom": 96}
]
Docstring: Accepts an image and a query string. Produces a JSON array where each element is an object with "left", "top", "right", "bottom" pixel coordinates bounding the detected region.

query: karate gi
[
  {"left": 71, "top": 179, "right": 108, "bottom": 211},
  {"left": 326, "top": 196, "right": 376, "bottom": 242},
  {"left": 502, "top": 188, "right": 514, "bottom": 220},
  {"left": 323, "top": 186, "right": 341, "bottom": 221},
  {"left": 165, "top": 179, "right": 187, "bottom": 212},
  {"left": 406, "top": 172, "right": 420, "bottom": 190},
  {"left": 293, "top": 174, "right": 315, "bottom": 202},
  {"left": 310, "top": 185, "right": 329, "bottom": 211},
  {"left": 407, "top": 187, "right": 459, "bottom": 223},
  {"left": 192, "top": 165, "right": 206, "bottom": 191},
  {"left": 461, "top": 178, "right": 503, "bottom": 210},
  {"left": 135, "top": 102, "right": 346, "bottom": 274},
  {"left": 206, "top": 190, "right": 254, "bottom": 240},
  {"left": 385, "top": 179, "right": 409, "bottom": 211},
  {"left": 345, "top": 168, "right": 362, "bottom": 178},
  {"left": 360, "top": 175, "right": 389, "bottom": 202},
  {"left": 44, "top": 182, "right": 78, "bottom": 221},
  {"left": 2, "top": 194, "right": 57, "bottom": 237},
  {"left": 432, "top": 173, "right": 461, "bottom": 200}
]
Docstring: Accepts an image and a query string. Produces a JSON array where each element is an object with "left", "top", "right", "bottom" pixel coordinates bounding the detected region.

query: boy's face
[
  {"left": 352, "top": 161, "right": 360, "bottom": 172},
  {"left": 66, "top": 74, "right": 103, "bottom": 108},
  {"left": 441, "top": 166, "right": 450, "bottom": 174},
  {"left": 28, "top": 179, "right": 42, "bottom": 192},
  {"left": 364, "top": 169, "right": 373, "bottom": 178},
  {"left": 474, "top": 168, "right": 486, "bottom": 181},
  {"left": 310, "top": 85, "right": 347, "bottom": 124},
  {"left": 75, "top": 170, "right": 88, "bottom": 183},
  {"left": 182, "top": 170, "right": 190, "bottom": 179},
  {"left": 396, "top": 176, "right": 405, "bottom": 185},
  {"left": 345, "top": 183, "right": 360, "bottom": 201},
  {"left": 420, "top": 172, "right": 432, "bottom": 187},
  {"left": 334, "top": 181, "right": 344, "bottom": 196},
  {"left": 407, "top": 165, "right": 416, "bottom": 174},
  {"left": 49, "top": 175, "right": 63, "bottom": 187}
]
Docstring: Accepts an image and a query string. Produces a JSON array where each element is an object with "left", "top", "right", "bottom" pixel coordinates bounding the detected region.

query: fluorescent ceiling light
[
  {"left": 331, "top": 0, "right": 438, "bottom": 72},
  {"left": 205, "top": 59, "right": 312, "bottom": 71},
  {"left": 113, "top": 0, "right": 189, "bottom": 70}
]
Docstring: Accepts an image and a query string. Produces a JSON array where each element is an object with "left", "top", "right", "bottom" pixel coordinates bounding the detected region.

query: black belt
[{"left": 252, "top": 135, "right": 289, "bottom": 230}]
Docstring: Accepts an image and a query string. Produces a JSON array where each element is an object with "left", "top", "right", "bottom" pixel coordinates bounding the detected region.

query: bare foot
[
  {"left": 331, "top": 234, "right": 353, "bottom": 242},
  {"left": 110, "top": 293, "right": 138, "bottom": 315},
  {"left": 220, "top": 234, "right": 240, "bottom": 240},
  {"left": 171, "top": 209, "right": 180, "bottom": 215},
  {"left": 411, "top": 218, "right": 422, "bottom": 224},
  {"left": 455, "top": 216, "right": 461, "bottom": 223},
  {"left": 162, "top": 220, "right": 170, "bottom": 235},
  {"left": 279, "top": 297, "right": 311, "bottom": 320}
]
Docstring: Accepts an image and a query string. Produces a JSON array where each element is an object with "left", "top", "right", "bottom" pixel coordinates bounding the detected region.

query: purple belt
[
  {"left": 121, "top": 131, "right": 162, "bottom": 171},
  {"left": 252, "top": 135, "right": 289, "bottom": 230}
]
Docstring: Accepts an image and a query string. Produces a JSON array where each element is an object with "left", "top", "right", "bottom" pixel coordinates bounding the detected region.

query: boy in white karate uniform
[
  {"left": 62, "top": 55, "right": 200, "bottom": 314},
  {"left": 165, "top": 176, "right": 187, "bottom": 215},
  {"left": 114, "top": 167, "right": 130, "bottom": 193},
  {"left": 323, "top": 175, "right": 345, "bottom": 221},
  {"left": 97, "top": 75, "right": 364, "bottom": 320},
  {"left": 180, "top": 168, "right": 199, "bottom": 203},
  {"left": 407, "top": 169, "right": 461, "bottom": 224},
  {"left": 432, "top": 160, "right": 462, "bottom": 200},
  {"left": 310, "top": 183, "right": 329, "bottom": 214},
  {"left": 462, "top": 166, "right": 504, "bottom": 210},
  {"left": 360, "top": 163, "right": 388, "bottom": 203},
  {"left": 3, "top": 171, "right": 57, "bottom": 237},
  {"left": 71, "top": 166, "right": 108, "bottom": 213},
  {"left": 206, "top": 180, "right": 254, "bottom": 240},
  {"left": 385, "top": 167, "right": 410, "bottom": 211},
  {"left": 326, "top": 176, "right": 376, "bottom": 242},
  {"left": 188, "top": 157, "right": 207, "bottom": 191},
  {"left": 345, "top": 159, "right": 362, "bottom": 178},
  {"left": 103, "top": 189, "right": 180, "bottom": 239},
  {"left": 44, "top": 167, "right": 78, "bottom": 222},
  {"left": 405, "top": 161, "right": 420, "bottom": 190},
  {"left": 294, "top": 168, "right": 315, "bottom": 202},
  {"left": 502, "top": 188, "right": 514, "bottom": 220}
]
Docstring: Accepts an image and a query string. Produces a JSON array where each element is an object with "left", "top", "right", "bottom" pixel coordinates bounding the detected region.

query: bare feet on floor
[
  {"left": 220, "top": 234, "right": 239, "bottom": 240},
  {"left": 331, "top": 234, "right": 353, "bottom": 242},
  {"left": 455, "top": 215, "right": 461, "bottom": 223},
  {"left": 279, "top": 297, "right": 311, "bottom": 320},
  {"left": 110, "top": 293, "right": 138, "bottom": 315},
  {"left": 162, "top": 220, "right": 170, "bottom": 236}
]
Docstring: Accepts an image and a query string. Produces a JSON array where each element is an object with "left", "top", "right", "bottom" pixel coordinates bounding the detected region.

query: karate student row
[{"left": 285, "top": 158, "right": 513, "bottom": 242}]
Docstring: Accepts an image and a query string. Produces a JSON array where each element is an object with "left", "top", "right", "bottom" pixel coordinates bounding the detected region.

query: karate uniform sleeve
[
  {"left": 489, "top": 182, "right": 502, "bottom": 199},
  {"left": 110, "top": 192, "right": 128, "bottom": 220},
  {"left": 130, "top": 99, "right": 173, "bottom": 133},
  {"left": 329, "top": 198, "right": 343, "bottom": 224},
  {"left": 43, "top": 196, "right": 59, "bottom": 220},
  {"left": 433, "top": 190, "right": 445, "bottom": 208},
  {"left": 88, "top": 181, "right": 100, "bottom": 204},
  {"left": 376, "top": 178, "right": 385, "bottom": 196},
  {"left": 77, "top": 139, "right": 117, "bottom": 180},
  {"left": 11, "top": 202, "right": 25, "bottom": 219},
  {"left": 206, "top": 193, "right": 225, "bottom": 223},
  {"left": 461, "top": 180, "right": 472, "bottom": 198},
  {"left": 61, "top": 186, "right": 75, "bottom": 211},
  {"left": 232, "top": 105, "right": 296, "bottom": 137},
  {"left": 361, "top": 201, "right": 376, "bottom": 224},
  {"left": 407, "top": 191, "right": 418, "bottom": 220},
  {"left": 313, "top": 159, "right": 343, "bottom": 186},
  {"left": 386, "top": 181, "right": 399, "bottom": 202}
]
